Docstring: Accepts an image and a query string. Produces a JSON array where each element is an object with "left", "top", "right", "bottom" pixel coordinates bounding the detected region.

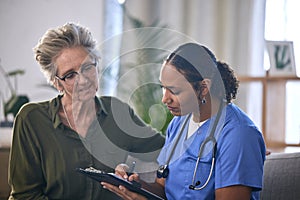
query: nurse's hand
[
  {"left": 115, "top": 163, "right": 140, "bottom": 182},
  {"left": 101, "top": 163, "right": 146, "bottom": 199},
  {"left": 115, "top": 163, "right": 134, "bottom": 180},
  {"left": 101, "top": 180, "right": 147, "bottom": 200}
]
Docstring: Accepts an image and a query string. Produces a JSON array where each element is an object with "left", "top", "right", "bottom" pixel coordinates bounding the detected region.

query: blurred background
[
  {"left": 0, "top": 0, "right": 300, "bottom": 149},
  {"left": 1, "top": 0, "right": 300, "bottom": 198}
]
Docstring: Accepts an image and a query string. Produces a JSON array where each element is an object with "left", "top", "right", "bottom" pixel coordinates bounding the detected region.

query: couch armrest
[{"left": 261, "top": 152, "right": 300, "bottom": 200}]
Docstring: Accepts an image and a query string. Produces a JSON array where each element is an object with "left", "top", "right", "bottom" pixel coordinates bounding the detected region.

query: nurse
[{"left": 102, "top": 43, "right": 266, "bottom": 200}]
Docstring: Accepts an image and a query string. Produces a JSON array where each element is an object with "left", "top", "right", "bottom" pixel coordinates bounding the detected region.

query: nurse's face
[
  {"left": 54, "top": 47, "right": 98, "bottom": 101},
  {"left": 159, "top": 63, "right": 200, "bottom": 116}
]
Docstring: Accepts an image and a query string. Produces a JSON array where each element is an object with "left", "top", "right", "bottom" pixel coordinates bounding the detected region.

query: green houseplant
[
  {"left": 115, "top": 4, "right": 174, "bottom": 134},
  {"left": 0, "top": 59, "right": 29, "bottom": 127}
]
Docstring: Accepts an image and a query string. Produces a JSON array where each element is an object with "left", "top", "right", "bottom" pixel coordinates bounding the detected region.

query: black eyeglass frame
[{"left": 55, "top": 59, "right": 98, "bottom": 83}]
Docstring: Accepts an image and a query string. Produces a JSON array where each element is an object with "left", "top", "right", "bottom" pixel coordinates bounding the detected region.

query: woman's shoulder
[
  {"left": 17, "top": 98, "right": 54, "bottom": 118},
  {"left": 18, "top": 101, "right": 46, "bottom": 113}
]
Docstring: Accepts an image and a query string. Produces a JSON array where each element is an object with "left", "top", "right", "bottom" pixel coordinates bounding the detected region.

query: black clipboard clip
[{"left": 76, "top": 167, "right": 165, "bottom": 200}]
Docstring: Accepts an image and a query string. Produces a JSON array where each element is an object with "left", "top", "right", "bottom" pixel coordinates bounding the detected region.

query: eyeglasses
[{"left": 55, "top": 60, "right": 97, "bottom": 85}]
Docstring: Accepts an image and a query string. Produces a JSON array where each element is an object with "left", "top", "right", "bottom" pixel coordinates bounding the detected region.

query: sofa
[{"left": 260, "top": 152, "right": 300, "bottom": 200}]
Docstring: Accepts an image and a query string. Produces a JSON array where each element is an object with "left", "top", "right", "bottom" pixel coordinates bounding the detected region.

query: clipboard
[{"left": 76, "top": 167, "right": 164, "bottom": 200}]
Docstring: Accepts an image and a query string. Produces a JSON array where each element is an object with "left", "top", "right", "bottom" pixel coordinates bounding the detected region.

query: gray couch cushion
[{"left": 260, "top": 152, "right": 300, "bottom": 200}]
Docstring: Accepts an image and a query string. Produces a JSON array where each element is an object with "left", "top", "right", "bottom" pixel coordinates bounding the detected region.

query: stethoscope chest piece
[{"left": 157, "top": 164, "right": 169, "bottom": 178}]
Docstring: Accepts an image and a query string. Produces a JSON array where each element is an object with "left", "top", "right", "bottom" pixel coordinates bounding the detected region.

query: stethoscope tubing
[
  {"left": 165, "top": 114, "right": 192, "bottom": 165},
  {"left": 158, "top": 100, "right": 225, "bottom": 190},
  {"left": 189, "top": 100, "right": 225, "bottom": 190}
]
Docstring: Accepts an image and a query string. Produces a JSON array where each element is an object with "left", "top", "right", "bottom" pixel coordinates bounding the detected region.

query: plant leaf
[{"left": 7, "top": 69, "right": 25, "bottom": 76}]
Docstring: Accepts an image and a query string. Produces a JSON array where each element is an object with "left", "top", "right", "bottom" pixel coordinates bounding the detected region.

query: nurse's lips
[{"left": 167, "top": 105, "right": 177, "bottom": 111}]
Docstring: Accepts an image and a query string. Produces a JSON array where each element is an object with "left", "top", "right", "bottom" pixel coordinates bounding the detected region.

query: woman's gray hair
[{"left": 33, "top": 22, "right": 100, "bottom": 85}]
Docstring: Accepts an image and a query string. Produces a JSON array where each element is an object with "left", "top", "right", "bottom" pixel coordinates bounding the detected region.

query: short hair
[{"left": 33, "top": 22, "right": 100, "bottom": 85}]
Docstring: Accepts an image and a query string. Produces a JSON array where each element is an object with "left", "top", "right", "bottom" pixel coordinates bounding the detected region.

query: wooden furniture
[
  {"left": 0, "top": 148, "right": 10, "bottom": 200},
  {"left": 0, "top": 128, "right": 12, "bottom": 199},
  {"left": 238, "top": 73, "right": 300, "bottom": 149}
]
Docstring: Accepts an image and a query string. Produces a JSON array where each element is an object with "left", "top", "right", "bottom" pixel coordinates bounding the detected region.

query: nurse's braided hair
[{"left": 165, "top": 43, "right": 239, "bottom": 103}]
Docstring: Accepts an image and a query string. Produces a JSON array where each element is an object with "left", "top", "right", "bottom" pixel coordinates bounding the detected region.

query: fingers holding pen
[
  {"left": 127, "top": 172, "right": 140, "bottom": 182},
  {"left": 115, "top": 163, "right": 130, "bottom": 179},
  {"left": 115, "top": 161, "right": 136, "bottom": 180}
]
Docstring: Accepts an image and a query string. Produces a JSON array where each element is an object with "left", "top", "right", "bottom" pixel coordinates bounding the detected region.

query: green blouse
[{"left": 8, "top": 95, "right": 165, "bottom": 200}]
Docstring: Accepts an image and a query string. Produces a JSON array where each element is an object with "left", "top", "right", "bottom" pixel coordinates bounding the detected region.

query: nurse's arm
[
  {"left": 142, "top": 177, "right": 165, "bottom": 199},
  {"left": 101, "top": 176, "right": 166, "bottom": 200},
  {"left": 215, "top": 185, "right": 251, "bottom": 200}
]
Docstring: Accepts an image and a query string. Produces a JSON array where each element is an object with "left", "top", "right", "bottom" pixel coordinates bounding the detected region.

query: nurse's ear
[{"left": 200, "top": 79, "right": 211, "bottom": 96}]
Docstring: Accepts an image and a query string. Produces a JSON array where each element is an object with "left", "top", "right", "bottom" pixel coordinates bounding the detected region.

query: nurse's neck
[{"left": 192, "top": 112, "right": 210, "bottom": 123}]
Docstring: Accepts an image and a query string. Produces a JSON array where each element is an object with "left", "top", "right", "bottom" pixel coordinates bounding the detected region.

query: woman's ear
[
  {"left": 53, "top": 79, "right": 64, "bottom": 93},
  {"left": 201, "top": 79, "right": 211, "bottom": 96}
]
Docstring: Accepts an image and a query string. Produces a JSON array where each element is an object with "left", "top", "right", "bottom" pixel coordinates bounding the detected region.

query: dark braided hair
[
  {"left": 165, "top": 43, "right": 239, "bottom": 103},
  {"left": 215, "top": 61, "right": 239, "bottom": 103}
]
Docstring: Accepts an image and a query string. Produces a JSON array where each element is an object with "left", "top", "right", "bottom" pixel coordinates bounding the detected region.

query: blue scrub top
[{"left": 158, "top": 103, "right": 266, "bottom": 200}]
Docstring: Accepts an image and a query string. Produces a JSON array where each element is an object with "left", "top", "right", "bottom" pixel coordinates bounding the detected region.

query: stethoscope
[{"left": 157, "top": 100, "right": 224, "bottom": 190}]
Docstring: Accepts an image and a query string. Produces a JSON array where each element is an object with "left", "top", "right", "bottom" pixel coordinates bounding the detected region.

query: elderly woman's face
[
  {"left": 55, "top": 47, "right": 98, "bottom": 101},
  {"left": 159, "top": 63, "right": 200, "bottom": 116}
]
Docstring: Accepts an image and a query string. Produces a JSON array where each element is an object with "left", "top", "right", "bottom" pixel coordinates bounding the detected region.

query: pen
[
  {"left": 127, "top": 161, "right": 141, "bottom": 187},
  {"left": 122, "top": 161, "right": 136, "bottom": 180},
  {"left": 128, "top": 161, "right": 136, "bottom": 176}
]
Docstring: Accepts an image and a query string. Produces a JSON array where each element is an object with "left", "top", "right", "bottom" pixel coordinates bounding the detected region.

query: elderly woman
[{"left": 8, "top": 23, "right": 164, "bottom": 200}]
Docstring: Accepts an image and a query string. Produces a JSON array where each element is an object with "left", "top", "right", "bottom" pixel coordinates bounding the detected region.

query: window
[
  {"left": 100, "top": 0, "right": 124, "bottom": 96},
  {"left": 265, "top": 0, "right": 300, "bottom": 145}
]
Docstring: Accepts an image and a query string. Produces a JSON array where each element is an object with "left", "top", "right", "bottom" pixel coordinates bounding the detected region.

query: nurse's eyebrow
[
  {"left": 159, "top": 80, "right": 182, "bottom": 92},
  {"left": 158, "top": 80, "right": 180, "bottom": 90},
  {"left": 159, "top": 84, "right": 180, "bottom": 93}
]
